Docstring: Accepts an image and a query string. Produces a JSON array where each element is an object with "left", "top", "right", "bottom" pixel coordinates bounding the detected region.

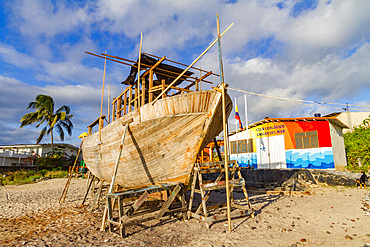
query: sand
[{"left": 0, "top": 178, "right": 369, "bottom": 246}]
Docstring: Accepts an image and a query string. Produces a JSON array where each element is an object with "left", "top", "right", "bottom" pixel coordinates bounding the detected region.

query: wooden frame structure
[
  {"left": 105, "top": 182, "right": 186, "bottom": 238},
  {"left": 187, "top": 160, "right": 254, "bottom": 229},
  {"left": 85, "top": 51, "right": 216, "bottom": 125}
]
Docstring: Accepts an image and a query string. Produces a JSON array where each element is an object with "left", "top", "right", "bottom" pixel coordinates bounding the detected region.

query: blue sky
[{"left": 0, "top": 0, "right": 369, "bottom": 146}]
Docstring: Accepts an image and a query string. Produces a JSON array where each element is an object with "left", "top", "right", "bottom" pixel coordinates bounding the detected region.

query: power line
[{"left": 228, "top": 87, "right": 370, "bottom": 111}]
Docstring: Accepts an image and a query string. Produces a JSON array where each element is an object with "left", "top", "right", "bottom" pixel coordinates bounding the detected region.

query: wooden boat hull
[{"left": 82, "top": 89, "right": 232, "bottom": 189}]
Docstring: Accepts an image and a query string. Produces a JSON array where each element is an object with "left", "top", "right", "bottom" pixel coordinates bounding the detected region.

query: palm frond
[
  {"left": 55, "top": 124, "right": 65, "bottom": 141},
  {"left": 56, "top": 105, "right": 70, "bottom": 115},
  {"left": 36, "top": 127, "right": 47, "bottom": 144}
]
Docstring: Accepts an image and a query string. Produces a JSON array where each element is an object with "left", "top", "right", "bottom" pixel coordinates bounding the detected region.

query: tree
[
  {"left": 344, "top": 115, "right": 370, "bottom": 172},
  {"left": 20, "top": 95, "right": 73, "bottom": 154}
]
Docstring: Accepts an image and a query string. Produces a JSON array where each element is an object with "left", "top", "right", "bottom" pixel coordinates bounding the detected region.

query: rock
[{"left": 345, "top": 235, "right": 353, "bottom": 240}]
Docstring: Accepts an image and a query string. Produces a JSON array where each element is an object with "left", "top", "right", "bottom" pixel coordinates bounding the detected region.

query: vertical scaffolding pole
[{"left": 217, "top": 13, "right": 232, "bottom": 233}]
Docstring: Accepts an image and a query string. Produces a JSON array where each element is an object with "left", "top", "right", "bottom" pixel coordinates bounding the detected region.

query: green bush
[{"left": 344, "top": 116, "right": 370, "bottom": 173}]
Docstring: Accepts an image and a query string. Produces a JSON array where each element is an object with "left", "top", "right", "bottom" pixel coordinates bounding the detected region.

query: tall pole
[
  {"left": 217, "top": 13, "right": 232, "bottom": 233},
  {"left": 244, "top": 94, "right": 250, "bottom": 163},
  {"left": 99, "top": 52, "right": 107, "bottom": 142},
  {"left": 107, "top": 84, "right": 110, "bottom": 124},
  {"left": 235, "top": 97, "right": 238, "bottom": 160},
  {"left": 137, "top": 32, "right": 143, "bottom": 109}
]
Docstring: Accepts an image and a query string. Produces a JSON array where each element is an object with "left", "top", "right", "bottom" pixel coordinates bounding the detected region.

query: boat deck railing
[{"left": 86, "top": 52, "right": 218, "bottom": 133}]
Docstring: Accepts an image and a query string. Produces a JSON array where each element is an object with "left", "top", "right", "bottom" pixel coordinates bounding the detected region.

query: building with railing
[{"left": 0, "top": 143, "right": 79, "bottom": 167}]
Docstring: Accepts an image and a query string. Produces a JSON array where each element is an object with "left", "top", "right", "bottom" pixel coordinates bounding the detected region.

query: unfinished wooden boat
[{"left": 82, "top": 52, "right": 232, "bottom": 189}]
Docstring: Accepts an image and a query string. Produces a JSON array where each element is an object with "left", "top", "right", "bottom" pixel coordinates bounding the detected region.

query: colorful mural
[
  {"left": 286, "top": 147, "right": 335, "bottom": 169},
  {"left": 229, "top": 119, "right": 336, "bottom": 169}
]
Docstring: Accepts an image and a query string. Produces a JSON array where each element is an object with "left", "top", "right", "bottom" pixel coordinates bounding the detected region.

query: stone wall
[{"left": 241, "top": 168, "right": 363, "bottom": 188}]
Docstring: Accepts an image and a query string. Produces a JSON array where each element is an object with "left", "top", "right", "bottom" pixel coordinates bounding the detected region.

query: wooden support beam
[
  {"left": 141, "top": 77, "right": 146, "bottom": 106},
  {"left": 111, "top": 98, "right": 115, "bottom": 122},
  {"left": 123, "top": 92, "right": 127, "bottom": 115},
  {"left": 149, "top": 70, "right": 154, "bottom": 102},
  {"left": 161, "top": 79, "right": 167, "bottom": 99},
  {"left": 128, "top": 86, "right": 132, "bottom": 113},
  {"left": 143, "top": 52, "right": 220, "bottom": 77},
  {"left": 151, "top": 22, "right": 233, "bottom": 104}
]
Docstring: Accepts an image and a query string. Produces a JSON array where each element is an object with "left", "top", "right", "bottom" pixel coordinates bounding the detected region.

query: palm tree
[{"left": 20, "top": 95, "right": 73, "bottom": 154}]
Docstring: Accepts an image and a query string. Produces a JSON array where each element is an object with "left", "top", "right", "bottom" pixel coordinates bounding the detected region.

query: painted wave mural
[
  {"left": 230, "top": 153, "right": 257, "bottom": 168},
  {"left": 231, "top": 147, "right": 335, "bottom": 169},
  {"left": 285, "top": 147, "right": 335, "bottom": 169}
]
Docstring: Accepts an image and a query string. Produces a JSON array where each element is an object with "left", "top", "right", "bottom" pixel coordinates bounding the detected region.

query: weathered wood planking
[{"left": 82, "top": 90, "right": 232, "bottom": 189}]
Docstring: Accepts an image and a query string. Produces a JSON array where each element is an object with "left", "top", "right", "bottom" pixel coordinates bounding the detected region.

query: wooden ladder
[{"left": 187, "top": 160, "right": 254, "bottom": 229}]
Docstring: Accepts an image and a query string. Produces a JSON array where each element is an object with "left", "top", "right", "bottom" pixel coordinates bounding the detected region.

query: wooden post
[
  {"left": 102, "top": 119, "right": 133, "bottom": 231},
  {"left": 99, "top": 52, "right": 107, "bottom": 142},
  {"left": 161, "top": 79, "right": 167, "bottom": 99},
  {"left": 117, "top": 97, "right": 122, "bottom": 118},
  {"left": 107, "top": 84, "right": 110, "bottom": 124},
  {"left": 149, "top": 70, "right": 154, "bottom": 102},
  {"left": 134, "top": 85, "right": 137, "bottom": 110},
  {"left": 141, "top": 77, "right": 146, "bottom": 106},
  {"left": 59, "top": 140, "right": 83, "bottom": 203},
  {"left": 129, "top": 86, "right": 132, "bottom": 113},
  {"left": 137, "top": 32, "right": 143, "bottom": 108},
  {"left": 99, "top": 116, "right": 104, "bottom": 133},
  {"left": 217, "top": 12, "right": 232, "bottom": 233},
  {"left": 123, "top": 92, "right": 127, "bottom": 115},
  {"left": 112, "top": 98, "right": 116, "bottom": 122}
]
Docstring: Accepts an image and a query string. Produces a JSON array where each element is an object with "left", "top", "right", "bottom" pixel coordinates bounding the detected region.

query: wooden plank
[
  {"left": 87, "top": 115, "right": 106, "bottom": 128},
  {"left": 149, "top": 85, "right": 193, "bottom": 93},
  {"left": 155, "top": 184, "right": 182, "bottom": 221},
  {"left": 121, "top": 191, "right": 149, "bottom": 224},
  {"left": 112, "top": 86, "right": 131, "bottom": 104}
]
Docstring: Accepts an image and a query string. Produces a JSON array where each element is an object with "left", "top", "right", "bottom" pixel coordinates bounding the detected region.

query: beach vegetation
[{"left": 344, "top": 115, "right": 370, "bottom": 173}]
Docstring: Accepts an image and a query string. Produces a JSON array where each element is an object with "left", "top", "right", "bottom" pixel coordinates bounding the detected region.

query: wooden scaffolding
[{"left": 187, "top": 160, "right": 254, "bottom": 229}]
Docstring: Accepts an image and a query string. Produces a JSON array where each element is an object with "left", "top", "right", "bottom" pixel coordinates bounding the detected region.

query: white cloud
[
  {"left": 9, "top": 0, "right": 90, "bottom": 38},
  {"left": 1, "top": 0, "right": 369, "bottom": 144},
  {"left": 0, "top": 44, "right": 35, "bottom": 68}
]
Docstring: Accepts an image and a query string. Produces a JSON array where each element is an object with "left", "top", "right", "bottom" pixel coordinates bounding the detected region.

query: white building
[
  {"left": 325, "top": 111, "right": 370, "bottom": 133},
  {"left": 0, "top": 143, "right": 80, "bottom": 167}
]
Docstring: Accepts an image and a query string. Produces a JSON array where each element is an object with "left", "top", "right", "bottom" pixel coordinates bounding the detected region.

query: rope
[{"left": 228, "top": 87, "right": 370, "bottom": 111}]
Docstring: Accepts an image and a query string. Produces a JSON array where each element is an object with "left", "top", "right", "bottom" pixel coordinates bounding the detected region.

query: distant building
[
  {"left": 324, "top": 111, "right": 370, "bottom": 133},
  {"left": 0, "top": 143, "right": 80, "bottom": 167},
  {"left": 229, "top": 116, "right": 348, "bottom": 170}
]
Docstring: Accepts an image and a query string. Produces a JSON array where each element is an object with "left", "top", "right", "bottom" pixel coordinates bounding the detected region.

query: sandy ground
[{"left": 0, "top": 178, "right": 369, "bottom": 246}]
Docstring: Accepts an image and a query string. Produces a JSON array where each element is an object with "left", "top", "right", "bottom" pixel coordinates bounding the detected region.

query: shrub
[{"left": 344, "top": 116, "right": 370, "bottom": 173}]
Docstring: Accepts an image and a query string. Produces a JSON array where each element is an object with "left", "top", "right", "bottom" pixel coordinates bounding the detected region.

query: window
[
  {"left": 230, "top": 139, "right": 253, "bottom": 154},
  {"left": 295, "top": 131, "right": 319, "bottom": 149}
]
